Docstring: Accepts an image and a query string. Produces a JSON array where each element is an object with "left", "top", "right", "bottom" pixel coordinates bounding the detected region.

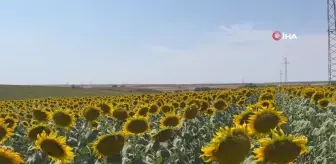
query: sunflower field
[{"left": 0, "top": 86, "right": 335, "bottom": 164}]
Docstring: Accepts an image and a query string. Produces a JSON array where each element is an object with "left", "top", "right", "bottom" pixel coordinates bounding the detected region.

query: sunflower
[
  {"left": 171, "top": 101, "right": 179, "bottom": 109},
  {"left": 213, "top": 99, "right": 228, "bottom": 111},
  {"left": 25, "top": 114, "right": 33, "bottom": 120},
  {"left": 200, "top": 125, "right": 251, "bottom": 164},
  {"left": 31, "top": 120, "right": 39, "bottom": 126},
  {"left": 317, "top": 98, "right": 330, "bottom": 109},
  {"left": 302, "top": 88, "right": 316, "bottom": 99},
  {"left": 236, "top": 98, "right": 245, "bottom": 107},
  {"left": 233, "top": 109, "right": 255, "bottom": 126},
  {"left": 136, "top": 105, "right": 149, "bottom": 117},
  {"left": 98, "top": 103, "right": 112, "bottom": 115},
  {"left": 148, "top": 104, "right": 159, "bottom": 115},
  {"left": 128, "top": 111, "right": 136, "bottom": 117},
  {"left": 27, "top": 124, "right": 53, "bottom": 141},
  {"left": 245, "top": 104, "right": 260, "bottom": 111},
  {"left": 332, "top": 94, "right": 336, "bottom": 104},
  {"left": 254, "top": 129, "right": 308, "bottom": 163},
  {"left": 160, "top": 113, "right": 181, "bottom": 129},
  {"left": 289, "top": 95, "right": 294, "bottom": 100},
  {"left": 32, "top": 108, "right": 49, "bottom": 122},
  {"left": 123, "top": 115, "right": 150, "bottom": 135},
  {"left": 111, "top": 108, "right": 129, "bottom": 121},
  {"left": 0, "top": 147, "right": 24, "bottom": 164},
  {"left": 311, "top": 91, "right": 325, "bottom": 103},
  {"left": 205, "top": 108, "right": 215, "bottom": 117},
  {"left": 92, "top": 133, "right": 125, "bottom": 159},
  {"left": 179, "top": 101, "right": 186, "bottom": 108},
  {"left": 21, "top": 120, "right": 30, "bottom": 128},
  {"left": 182, "top": 104, "right": 198, "bottom": 120},
  {"left": 159, "top": 104, "right": 174, "bottom": 113},
  {"left": 0, "top": 113, "right": 7, "bottom": 118},
  {"left": 88, "top": 121, "right": 99, "bottom": 129},
  {"left": 199, "top": 100, "right": 209, "bottom": 112},
  {"left": 51, "top": 109, "right": 75, "bottom": 129},
  {"left": 248, "top": 107, "right": 287, "bottom": 136},
  {"left": 152, "top": 127, "right": 175, "bottom": 142},
  {"left": 0, "top": 120, "right": 14, "bottom": 144},
  {"left": 34, "top": 131, "right": 74, "bottom": 163},
  {"left": 258, "top": 100, "right": 275, "bottom": 108},
  {"left": 4, "top": 117, "right": 18, "bottom": 129},
  {"left": 82, "top": 106, "right": 100, "bottom": 121},
  {"left": 258, "top": 92, "right": 275, "bottom": 101}
]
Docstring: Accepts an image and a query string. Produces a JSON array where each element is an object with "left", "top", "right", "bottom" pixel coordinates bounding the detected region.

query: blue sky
[{"left": 0, "top": 0, "right": 327, "bottom": 84}]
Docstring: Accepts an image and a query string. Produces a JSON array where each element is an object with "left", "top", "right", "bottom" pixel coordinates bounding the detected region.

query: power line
[
  {"left": 283, "top": 57, "right": 289, "bottom": 85},
  {"left": 280, "top": 70, "right": 283, "bottom": 85}
]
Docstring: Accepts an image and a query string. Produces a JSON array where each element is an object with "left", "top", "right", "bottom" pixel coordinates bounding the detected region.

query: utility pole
[
  {"left": 283, "top": 57, "right": 289, "bottom": 85},
  {"left": 280, "top": 70, "right": 283, "bottom": 86},
  {"left": 328, "top": 0, "right": 336, "bottom": 84}
]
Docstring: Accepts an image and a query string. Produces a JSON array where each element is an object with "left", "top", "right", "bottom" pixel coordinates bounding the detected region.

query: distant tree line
[
  {"left": 71, "top": 84, "right": 83, "bottom": 88},
  {"left": 194, "top": 87, "right": 222, "bottom": 91}
]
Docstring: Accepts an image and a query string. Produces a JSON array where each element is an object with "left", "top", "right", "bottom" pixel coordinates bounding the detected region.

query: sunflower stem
[
  {"left": 132, "top": 135, "right": 138, "bottom": 161},
  {"left": 103, "top": 156, "right": 108, "bottom": 164}
]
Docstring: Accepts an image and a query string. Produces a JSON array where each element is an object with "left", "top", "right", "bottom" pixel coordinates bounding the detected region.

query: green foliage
[{"left": 277, "top": 93, "right": 336, "bottom": 163}]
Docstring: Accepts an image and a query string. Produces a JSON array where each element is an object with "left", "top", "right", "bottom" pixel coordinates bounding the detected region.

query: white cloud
[
  {"left": 139, "top": 24, "right": 327, "bottom": 84},
  {"left": 0, "top": 23, "right": 326, "bottom": 84}
]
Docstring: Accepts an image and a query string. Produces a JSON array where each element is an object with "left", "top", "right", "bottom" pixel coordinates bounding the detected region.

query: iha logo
[{"left": 272, "top": 31, "right": 297, "bottom": 41}]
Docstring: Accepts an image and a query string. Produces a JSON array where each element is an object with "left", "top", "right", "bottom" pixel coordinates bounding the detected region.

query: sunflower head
[
  {"left": 182, "top": 104, "right": 199, "bottom": 120},
  {"left": 0, "top": 147, "right": 24, "bottom": 164},
  {"left": 200, "top": 124, "right": 251, "bottom": 164},
  {"left": 31, "top": 120, "right": 39, "bottom": 126},
  {"left": 317, "top": 98, "right": 330, "bottom": 109},
  {"left": 205, "top": 108, "right": 215, "bottom": 117},
  {"left": 21, "top": 120, "right": 30, "bottom": 128},
  {"left": 25, "top": 114, "right": 33, "bottom": 120},
  {"left": 245, "top": 104, "right": 261, "bottom": 111},
  {"left": 123, "top": 115, "right": 150, "bottom": 136},
  {"left": 233, "top": 109, "right": 255, "bottom": 126},
  {"left": 27, "top": 124, "right": 53, "bottom": 141},
  {"left": 82, "top": 106, "right": 101, "bottom": 121},
  {"left": 89, "top": 121, "right": 99, "bottom": 129},
  {"left": 3, "top": 116, "right": 18, "bottom": 129},
  {"left": 0, "top": 119, "right": 14, "bottom": 144},
  {"left": 136, "top": 105, "right": 149, "bottom": 117},
  {"left": 152, "top": 127, "right": 175, "bottom": 143},
  {"left": 34, "top": 131, "right": 74, "bottom": 163},
  {"left": 254, "top": 129, "right": 308, "bottom": 163},
  {"left": 111, "top": 108, "right": 129, "bottom": 121},
  {"left": 92, "top": 132, "right": 125, "bottom": 159},
  {"left": 258, "top": 100, "right": 275, "bottom": 108},
  {"left": 248, "top": 107, "right": 287, "bottom": 136},
  {"left": 311, "top": 91, "right": 325, "bottom": 103},
  {"left": 199, "top": 100, "right": 209, "bottom": 112},
  {"left": 98, "top": 103, "right": 112, "bottom": 115},
  {"left": 160, "top": 113, "right": 181, "bottom": 129},
  {"left": 302, "top": 88, "right": 316, "bottom": 99},
  {"left": 160, "top": 104, "right": 174, "bottom": 113},
  {"left": 258, "top": 92, "right": 275, "bottom": 102},
  {"left": 32, "top": 108, "right": 49, "bottom": 122},
  {"left": 213, "top": 99, "right": 228, "bottom": 111},
  {"left": 51, "top": 109, "right": 75, "bottom": 129},
  {"left": 236, "top": 98, "right": 245, "bottom": 106},
  {"left": 148, "top": 104, "right": 159, "bottom": 115}
]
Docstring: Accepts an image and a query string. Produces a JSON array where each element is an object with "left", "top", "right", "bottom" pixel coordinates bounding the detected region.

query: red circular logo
[{"left": 272, "top": 31, "right": 282, "bottom": 41}]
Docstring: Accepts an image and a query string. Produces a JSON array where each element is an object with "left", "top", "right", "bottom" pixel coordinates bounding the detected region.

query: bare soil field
[
  {"left": 122, "top": 84, "right": 244, "bottom": 92},
  {"left": 0, "top": 85, "right": 160, "bottom": 101},
  {"left": 0, "top": 81, "right": 330, "bottom": 100}
]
